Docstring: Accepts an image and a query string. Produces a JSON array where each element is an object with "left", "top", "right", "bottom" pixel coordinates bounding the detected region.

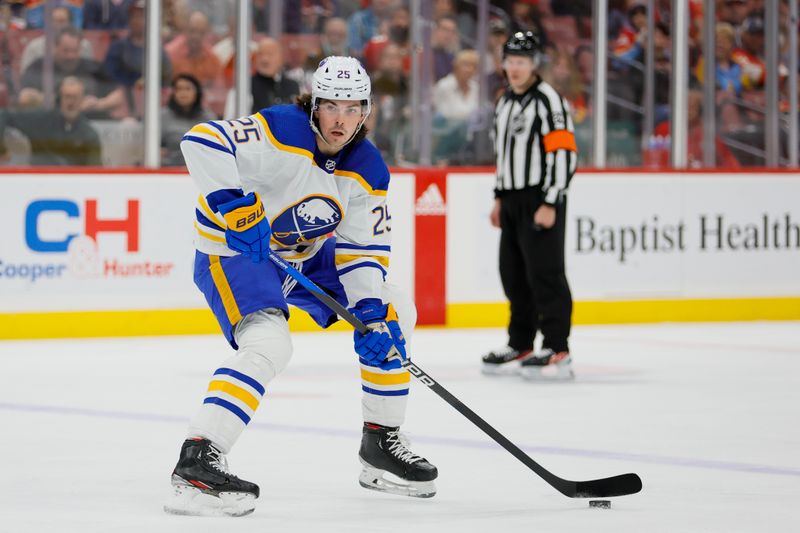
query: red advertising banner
[{"left": 414, "top": 169, "right": 447, "bottom": 325}]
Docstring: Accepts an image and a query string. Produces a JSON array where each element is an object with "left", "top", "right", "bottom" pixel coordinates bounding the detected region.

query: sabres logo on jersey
[{"left": 271, "top": 195, "right": 343, "bottom": 246}]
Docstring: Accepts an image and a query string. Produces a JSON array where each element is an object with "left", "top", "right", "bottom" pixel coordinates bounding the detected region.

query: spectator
[
  {"left": 161, "top": 73, "right": 214, "bottom": 166},
  {"left": 24, "top": 0, "right": 83, "bottom": 29},
  {"left": 165, "top": 11, "right": 224, "bottom": 88},
  {"left": 83, "top": 0, "right": 134, "bottom": 30},
  {"left": 433, "top": 0, "right": 475, "bottom": 46},
  {"left": 224, "top": 38, "right": 300, "bottom": 117},
  {"left": 607, "top": 0, "right": 630, "bottom": 41},
  {"left": 612, "top": 2, "right": 647, "bottom": 64},
  {"left": 432, "top": 49, "right": 480, "bottom": 163},
  {"left": 432, "top": 16, "right": 460, "bottom": 82},
  {"left": 541, "top": 47, "right": 583, "bottom": 117},
  {"left": 485, "top": 18, "right": 510, "bottom": 101},
  {"left": 363, "top": 4, "right": 411, "bottom": 73},
  {"left": 0, "top": 76, "right": 101, "bottom": 166},
  {"left": 307, "top": 17, "right": 353, "bottom": 68},
  {"left": 652, "top": 23, "right": 673, "bottom": 125},
  {"left": 695, "top": 22, "right": 743, "bottom": 97},
  {"left": 162, "top": 0, "right": 190, "bottom": 42},
  {"left": 184, "top": 0, "right": 234, "bottom": 36},
  {"left": 347, "top": 0, "right": 395, "bottom": 57},
  {"left": 433, "top": 49, "right": 479, "bottom": 122},
  {"left": 653, "top": 88, "right": 741, "bottom": 168},
  {"left": 508, "top": 0, "right": 544, "bottom": 36},
  {"left": 211, "top": 15, "right": 258, "bottom": 87},
  {"left": 20, "top": 5, "right": 94, "bottom": 74},
  {"left": 18, "top": 27, "right": 124, "bottom": 119},
  {"left": 718, "top": 0, "right": 751, "bottom": 28},
  {"left": 104, "top": 0, "right": 172, "bottom": 115},
  {"left": 732, "top": 12, "right": 767, "bottom": 90},
  {"left": 300, "top": 0, "right": 335, "bottom": 34},
  {"left": 371, "top": 42, "right": 410, "bottom": 163},
  {"left": 250, "top": 38, "right": 300, "bottom": 111},
  {"left": 250, "top": 0, "right": 303, "bottom": 34},
  {"left": 284, "top": 37, "right": 315, "bottom": 92}
]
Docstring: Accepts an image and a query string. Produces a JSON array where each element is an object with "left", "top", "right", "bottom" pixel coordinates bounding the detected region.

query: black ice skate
[
  {"left": 519, "top": 348, "right": 574, "bottom": 381},
  {"left": 358, "top": 423, "right": 438, "bottom": 498},
  {"left": 481, "top": 346, "right": 533, "bottom": 375},
  {"left": 163, "top": 438, "right": 259, "bottom": 517}
]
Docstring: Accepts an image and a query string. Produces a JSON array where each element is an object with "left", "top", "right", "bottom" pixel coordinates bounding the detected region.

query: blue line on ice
[{"left": 2, "top": 401, "right": 798, "bottom": 478}]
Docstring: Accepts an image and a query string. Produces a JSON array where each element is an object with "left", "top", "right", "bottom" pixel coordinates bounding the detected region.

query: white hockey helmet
[{"left": 310, "top": 56, "right": 372, "bottom": 144}]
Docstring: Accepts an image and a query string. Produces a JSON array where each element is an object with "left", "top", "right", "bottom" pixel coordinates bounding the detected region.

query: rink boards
[{"left": 0, "top": 169, "right": 798, "bottom": 338}]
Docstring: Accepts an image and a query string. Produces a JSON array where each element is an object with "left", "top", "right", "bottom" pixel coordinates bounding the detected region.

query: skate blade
[
  {"left": 520, "top": 363, "right": 575, "bottom": 381},
  {"left": 481, "top": 362, "right": 522, "bottom": 376},
  {"left": 163, "top": 481, "right": 256, "bottom": 517},
  {"left": 358, "top": 464, "right": 436, "bottom": 499}
]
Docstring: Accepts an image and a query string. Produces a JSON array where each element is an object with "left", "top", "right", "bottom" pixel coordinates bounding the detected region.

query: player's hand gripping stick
[{"left": 218, "top": 192, "right": 272, "bottom": 263}]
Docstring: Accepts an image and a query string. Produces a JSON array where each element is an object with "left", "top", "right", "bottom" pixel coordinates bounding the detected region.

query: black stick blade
[{"left": 572, "top": 473, "right": 642, "bottom": 498}]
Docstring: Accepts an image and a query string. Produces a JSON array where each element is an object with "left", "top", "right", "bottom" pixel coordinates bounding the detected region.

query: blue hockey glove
[
  {"left": 217, "top": 192, "right": 271, "bottom": 263},
  {"left": 352, "top": 302, "right": 407, "bottom": 370}
]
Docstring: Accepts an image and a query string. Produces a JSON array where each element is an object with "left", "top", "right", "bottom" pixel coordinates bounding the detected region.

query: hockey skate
[
  {"left": 163, "top": 438, "right": 259, "bottom": 517},
  {"left": 519, "top": 348, "right": 574, "bottom": 381},
  {"left": 358, "top": 423, "right": 438, "bottom": 498},
  {"left": 481, "top": 346, "right": 533, "bottom": 375}
]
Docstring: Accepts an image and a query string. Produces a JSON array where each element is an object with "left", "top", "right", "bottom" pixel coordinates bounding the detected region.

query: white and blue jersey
[{"left": 181, "top": 104, "right": 393, "bottom": 341}]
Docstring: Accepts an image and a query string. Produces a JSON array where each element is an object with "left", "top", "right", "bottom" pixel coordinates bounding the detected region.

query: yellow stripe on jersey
[
  {"left": 194, "top": 222, "right": 226, "bottom": 243},
  {"left": 209, "top": 255, "right": 242, "bottom": 324},
  {"left": 360, "top": 368, "right": 411, "bottom": 386},
  {"left": 197, "top": 195, "right": 226, "bottom": 229},
  {"left": 333, "top": 169, "right": 388, "bottom": 197},
  {"left": 335, "top": 254, "right": 390, "bottom": 267},
  {"left": 255, "top": 112, "right": 314, "bottom": 161},
  {"left": 207, "top": 380, "right": 261, "bottom": 411},
  {"left": 189, "top": 124, "right": 228, "bottom": 147}
]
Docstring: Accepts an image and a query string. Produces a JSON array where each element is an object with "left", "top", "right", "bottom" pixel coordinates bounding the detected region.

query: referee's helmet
[{"left": 502, "top": 31, "right": 542, "bottom": 65}]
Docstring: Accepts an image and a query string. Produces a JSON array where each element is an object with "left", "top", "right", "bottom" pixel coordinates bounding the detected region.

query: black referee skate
[
  {"left": 358, "top": 423, "right": 438, "bottom": 498},
  {"left": 163, "top": 438, "right": 259, "bottom": 517},
  {"left": 520, "top": 348, "right": 574, "bottom": 381},
  {"left": 481, "top": 346, "right": 533, "bottom": 375}
]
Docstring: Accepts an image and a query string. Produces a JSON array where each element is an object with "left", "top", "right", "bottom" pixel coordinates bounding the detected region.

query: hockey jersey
[{"left": 180, "top": 104, "right": 392, "bottom": 308}]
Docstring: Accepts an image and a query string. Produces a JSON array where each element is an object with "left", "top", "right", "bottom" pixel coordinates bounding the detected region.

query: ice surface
[{"left": 1, "top": 322, "right": 799, "bottom": 532}]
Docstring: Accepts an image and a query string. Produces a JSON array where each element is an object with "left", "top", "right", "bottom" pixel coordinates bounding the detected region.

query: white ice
[{"left": 1, "top": 321, "right": 799, "bottom": 532}]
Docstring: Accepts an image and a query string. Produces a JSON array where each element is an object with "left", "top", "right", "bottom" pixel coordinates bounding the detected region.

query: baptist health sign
[
  {"left": 447, "top": 172, "right": 800, "bottom": 303},
  {"left": 0, "top": 174, "right": 202, "bottom": 312}
]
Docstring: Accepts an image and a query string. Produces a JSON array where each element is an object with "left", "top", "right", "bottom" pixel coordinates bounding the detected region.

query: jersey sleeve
[
  {"left": 181, "top": 119, "right": 243, "bottom": 199},
  {"left": 181, "top": 118, "right": 251, "bottom": 249},
  {"left": 333, "top": 153, "right": 392, "bottom": 310},
  {"left": 537, "top": 84, "right": 578, "bottom": 205}
]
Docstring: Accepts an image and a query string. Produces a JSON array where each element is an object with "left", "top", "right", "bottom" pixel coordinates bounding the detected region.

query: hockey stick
[{"left": 268, "top": 251, "right": 642, "bottom": 498}]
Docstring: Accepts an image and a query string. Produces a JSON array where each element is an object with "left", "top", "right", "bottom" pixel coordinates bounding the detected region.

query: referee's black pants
[{"left": 498, "top": 189, "right": 572, "bottom": 353}]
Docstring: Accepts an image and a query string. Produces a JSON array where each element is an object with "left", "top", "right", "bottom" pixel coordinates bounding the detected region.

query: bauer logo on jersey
[{"left": 271, "top": 195, "right": 343, "bottom": 246}]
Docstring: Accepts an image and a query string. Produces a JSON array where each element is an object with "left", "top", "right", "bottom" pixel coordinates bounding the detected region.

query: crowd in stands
[{"left": 0, "top": 0, "right": 797, "bottom": 168}]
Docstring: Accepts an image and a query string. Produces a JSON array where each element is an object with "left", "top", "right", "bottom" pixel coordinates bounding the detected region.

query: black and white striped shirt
[{"left": 492, "top": 79, "right": 577, "bottom": 204}]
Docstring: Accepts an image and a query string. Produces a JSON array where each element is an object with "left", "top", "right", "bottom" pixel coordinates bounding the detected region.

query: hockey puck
[{"left": 589, "top": 500, "right": 611, "bottom": 509}]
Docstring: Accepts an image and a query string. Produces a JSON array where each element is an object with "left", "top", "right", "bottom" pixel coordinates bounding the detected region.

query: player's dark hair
[{"left": 295, "top": 93, "right": 370, "bottom": 144}]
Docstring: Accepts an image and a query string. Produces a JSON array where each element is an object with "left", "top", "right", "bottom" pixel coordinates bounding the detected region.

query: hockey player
[{"left": 164, "top": 56, "right": 437, "bottom": 517}]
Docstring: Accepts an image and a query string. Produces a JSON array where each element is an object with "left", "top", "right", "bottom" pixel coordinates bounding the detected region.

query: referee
[{"left": 481, "top": 31, "right": 577, "bottom": 381}]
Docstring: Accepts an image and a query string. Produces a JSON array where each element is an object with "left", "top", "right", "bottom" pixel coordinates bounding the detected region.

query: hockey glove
[
  {"left": 352, "top": 302, "right": 407, "bottom": 371},
  {"left": 217, "top": 192, "right": 271, "bottom": 263}
]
